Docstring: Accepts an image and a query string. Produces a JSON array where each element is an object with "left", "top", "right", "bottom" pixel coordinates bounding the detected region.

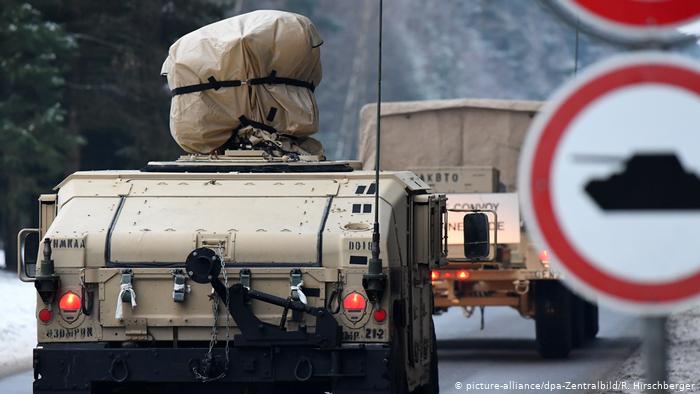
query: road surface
[
  {"left": 436, "top": 305, "right": 641, "bottom": 393},
  {"left": 0, "top": 306, "right": 640, "bottom": 393},
  {"left": 0, "top": 371, "right": 31, "bottom": 394}
]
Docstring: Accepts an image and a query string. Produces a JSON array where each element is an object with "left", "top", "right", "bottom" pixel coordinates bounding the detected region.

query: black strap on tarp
[
  {"left": 170, "top": 71, "right": 315, "bottom": 96},
  {"left": 171, "top": 76, "right": 242, "bottom": 95},
  {"left": 238, "top": 115, "right": 279, "bottom": 134},
  {"left": 248, "top": 71, "right": 315, "bottom": 91}
]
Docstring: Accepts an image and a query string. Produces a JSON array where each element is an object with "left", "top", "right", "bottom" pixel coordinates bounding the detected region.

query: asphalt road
[
  {"left": 0, "top": 306, "right": 640, "bottom": 394},
  {"left": 436, "top": 305, "right": 642, "bottom": 393},
  {"left": 0, "top": 370, "right": 30, "bottom": 394}
]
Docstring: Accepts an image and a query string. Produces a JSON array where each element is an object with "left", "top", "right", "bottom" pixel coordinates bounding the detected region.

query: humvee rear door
[{"left": 108, "top": 196, "right": 331, "bottom": 266}]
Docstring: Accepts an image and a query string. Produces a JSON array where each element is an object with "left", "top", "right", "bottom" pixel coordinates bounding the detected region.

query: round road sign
[
  {"left": 551, "top": 0, "right": 700, "bottom": 44},
  {"left": 519, "top": 52, "right": 700, "bottom": 314}
]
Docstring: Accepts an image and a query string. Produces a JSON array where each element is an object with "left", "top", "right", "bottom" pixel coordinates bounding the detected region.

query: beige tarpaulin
[
  {"left": 357, "top": 98, "right": 542, "bottom": 191},
  {"left": 161, "top": 10, "right": 323, "bottom": 154}
]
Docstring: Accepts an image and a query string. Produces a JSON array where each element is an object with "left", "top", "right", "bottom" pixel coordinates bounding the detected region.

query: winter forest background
[{"left": 2, "top": 0, "right": 700, "bottom": 270}]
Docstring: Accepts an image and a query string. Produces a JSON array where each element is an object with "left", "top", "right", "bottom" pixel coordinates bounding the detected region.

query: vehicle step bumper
[{"left": 33, "top": 342, "right": 391, "bottom": 393}]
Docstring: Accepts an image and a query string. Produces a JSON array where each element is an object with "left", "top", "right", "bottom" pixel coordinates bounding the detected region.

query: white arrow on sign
[{"left": 518, "top": 52, "right": 700, "bottom": 314}]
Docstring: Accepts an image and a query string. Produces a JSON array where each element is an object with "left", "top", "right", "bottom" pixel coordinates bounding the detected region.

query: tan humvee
[
  {"left": 359, "top": 98, "right": 600, "bottom": 359},
  {"left": 19, "top": 151, "right": 449, "bottom": 393}
]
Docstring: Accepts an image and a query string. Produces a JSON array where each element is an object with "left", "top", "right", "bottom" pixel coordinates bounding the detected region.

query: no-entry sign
[
  {"left": 518, "top": 52, "right": 700, "bottom": 314},
  {"left": 551, "top": 0, "right": 700, "bottom": 43}
]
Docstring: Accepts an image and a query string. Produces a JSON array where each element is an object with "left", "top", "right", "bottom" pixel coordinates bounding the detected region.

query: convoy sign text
[{"left": 446, "top": 193, "right": 520, "bottom": 244}]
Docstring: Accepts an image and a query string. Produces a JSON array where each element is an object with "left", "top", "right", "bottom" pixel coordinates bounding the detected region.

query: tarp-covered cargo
[
  {"left": 162, "top": 10, "right": 323, "bottom": 154},
  {"left": 358, "top": 98, "right": 542, "bottom": 191}
]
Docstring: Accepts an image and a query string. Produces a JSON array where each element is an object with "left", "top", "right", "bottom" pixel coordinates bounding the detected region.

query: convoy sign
[
  {"left": 518, "top": 52, "right": 700, "bottom": 313},
  {"left": 447, "top": 193, "right": 520, "bottom": 245},
  {"left": 551, "top": 0, "right": 700, "bottom": 43}
]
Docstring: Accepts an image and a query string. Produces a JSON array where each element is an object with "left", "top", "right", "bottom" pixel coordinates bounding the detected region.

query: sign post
[
  {"left": 644, "top": 317, "right": 668, "bottom": 394},
  {"left": 519, "top": 52, "right": 700, "bottom": 392}
]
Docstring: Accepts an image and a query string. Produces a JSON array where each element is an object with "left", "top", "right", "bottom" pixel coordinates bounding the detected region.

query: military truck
[
  {"left": 358, "top": 98, "right": 599, "bottom": 358},
  {"left": 17, "top": 149, "right": 479, "bottom": 393}
]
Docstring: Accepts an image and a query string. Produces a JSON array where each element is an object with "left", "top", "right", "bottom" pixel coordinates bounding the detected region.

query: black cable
[{"left": 370, "top": 0, "right": 383, "bottom": 268}]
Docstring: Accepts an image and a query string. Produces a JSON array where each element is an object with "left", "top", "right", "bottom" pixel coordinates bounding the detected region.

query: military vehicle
[
  {"left": 17, "top": 8, "right": 485, "bottom": 394},
  {"left": 18, "top": 150, "right": 464, "bottom": 393},
  {"left": 358, "top": 98, "right": 599, "bottom": 358}
]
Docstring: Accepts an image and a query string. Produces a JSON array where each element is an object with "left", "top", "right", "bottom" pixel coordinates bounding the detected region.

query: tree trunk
[
  {"left": 2, "top": 212, "right": 19, "bottom": 273},
  {"left": 1, "top": 170, "right": 32, "bottom": 273}
]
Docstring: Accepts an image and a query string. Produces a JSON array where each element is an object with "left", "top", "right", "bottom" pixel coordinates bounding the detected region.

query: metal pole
[
  {"left": 643, "top": 316, "right": 668, "bottom": 394},
  {"left": 370, "top": 0, "right": 382, "bottom": 272},
  {"left": 373, "top": 0, "right": 383, "bottom": 231},
  {"left": 362, "top": 0, "right": 387, "bottom": 306}
]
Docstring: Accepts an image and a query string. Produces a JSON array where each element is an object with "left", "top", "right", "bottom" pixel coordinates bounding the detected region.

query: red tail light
[
  {"left": 59, "top": 291, "right": 81, "bottom": 312},
  {"left": 343, "top": 292, "right": 367, "bottom": 311},
  {"left": 38, "top": 308, "right": 53, "bottom": 323},
  {"left": 539, "top": 250, "right": 549, "bottom": 263},
  {"left": 457, "top": 270, "right": 470, "bottom": 280},
  {"left": 431, "top": 271, "right": 439, "bottom": 280},
  {"left": 373, "top": 308, "right": 387, "bottom": 322},
  {"left": 443, "top": 272, "right": 452, "bottom": 279}
]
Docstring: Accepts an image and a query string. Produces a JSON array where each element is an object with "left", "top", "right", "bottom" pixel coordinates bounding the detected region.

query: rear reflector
[
  {"left": 343, "top": 292, "right": 367, "bottom": 311},
  {"left": 373, "top": 308, "right": 387, "bottom": 322},
  {"left": 38, "top": 308, "right": 53, "bottom": 323},
  {"left": 59, "top": 291, "right": 81, "bottom": 312}
]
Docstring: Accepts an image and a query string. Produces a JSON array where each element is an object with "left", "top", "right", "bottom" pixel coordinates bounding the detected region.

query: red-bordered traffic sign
[
  {"left": 519, "top": 52, "right": 700, "bottom": 314},
  {"left": 551, "top": 0, "right": 700, "bottom": 43}
]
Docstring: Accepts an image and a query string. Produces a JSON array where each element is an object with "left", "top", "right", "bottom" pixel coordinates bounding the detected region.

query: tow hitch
[{"left": 185, "top": 247, "right": 341, "bottom": 348}]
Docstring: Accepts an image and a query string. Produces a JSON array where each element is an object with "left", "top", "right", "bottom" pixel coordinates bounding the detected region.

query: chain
[
  {"left": 192, "top": 243, "right": 231, "bottom": 382},
  {"left": 219, "top": 243, "right": 231, "bottom": 372}
]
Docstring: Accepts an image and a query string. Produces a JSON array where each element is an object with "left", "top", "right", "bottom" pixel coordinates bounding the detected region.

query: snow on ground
[
  {"left": 595, "top": 307, "right": 700, "bottom": 393},
  {"left": 0, "top": 270, "right": 36, "bottom": 377}
]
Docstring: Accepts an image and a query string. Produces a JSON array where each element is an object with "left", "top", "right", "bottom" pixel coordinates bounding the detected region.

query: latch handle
[
  {"left": 172, "top": 270, "right": 188, "bottom": 303},
  {"left": 115, "top": 269, "right": 137, "bottom": 320}
]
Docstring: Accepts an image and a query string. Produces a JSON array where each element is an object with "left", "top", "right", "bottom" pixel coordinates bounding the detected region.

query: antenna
[
  {"left": 363, "top": 0, "right": 387, "bottom": 305},
  {"left": 373, "top": 0, "right": 382, "bottom": 245}
]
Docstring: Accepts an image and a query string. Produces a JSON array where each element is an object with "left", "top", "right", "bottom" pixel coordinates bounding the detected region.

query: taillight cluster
[
  {"left": 342, "top": 291, "right": 386, "bottom": 323},
  {"left": 431, "top": 270, "right": 470, "bottom": 281},
  {"left": 38, "top": 291, "right": 82, "bottom": 324}
]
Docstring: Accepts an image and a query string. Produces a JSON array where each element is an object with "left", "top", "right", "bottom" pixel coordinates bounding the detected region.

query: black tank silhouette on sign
[{"left": 585, "top": 153, "right": 700, "bottom": 211}]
